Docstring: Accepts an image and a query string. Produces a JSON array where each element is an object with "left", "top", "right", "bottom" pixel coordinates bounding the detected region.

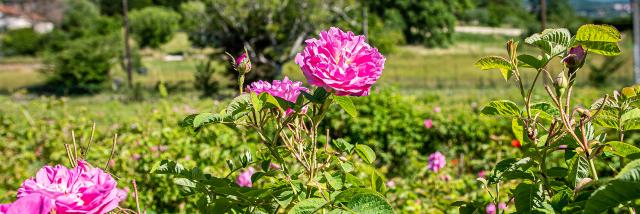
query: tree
[
  {"left": 367, "top": 0, "right": 473, "bottom": 47},
  {"left": 129, "top": 6, "right": 180, "bottom": 48},
  {"left": 180, "top": 0, "right": 340, "bottom": 83}
]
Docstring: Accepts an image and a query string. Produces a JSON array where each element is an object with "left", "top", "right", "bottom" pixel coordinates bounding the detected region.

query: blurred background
[{"left": 0, "top": 0, "right": 637, "bottom": 213}]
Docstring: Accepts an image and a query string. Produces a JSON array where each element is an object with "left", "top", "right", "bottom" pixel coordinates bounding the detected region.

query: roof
[{"left": 0, "top": 4, "right": 46, "bottom": 21}]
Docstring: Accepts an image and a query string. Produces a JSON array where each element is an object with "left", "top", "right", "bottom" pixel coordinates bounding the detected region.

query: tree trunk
[
  {"left": 540, "top": 0, "right": 547, "bottom": 30},
  {"left": 122, "top": 0, "right": 133, "bottom": 88}
]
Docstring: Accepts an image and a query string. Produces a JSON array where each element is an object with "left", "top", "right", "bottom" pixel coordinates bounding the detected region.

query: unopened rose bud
[
  {"left": 576, "top": 107, "right": 591, "bottom": 118},
  {"left": 339, "top": 156, "right": 348, "bottom": 162},
  {"left": 554, "top": 73, "right": 568, "bottom": 95},
  {"left": 234, "top": 51, "right": 251, "bottom": 74},
  {"left": 562, "top": 45, "right": 586, "bottom": 79}
]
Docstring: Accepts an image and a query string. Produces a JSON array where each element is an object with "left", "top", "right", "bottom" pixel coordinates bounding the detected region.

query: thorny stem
[
  {"left": 132, "top": 180, "right": 143, "bottom": 214},
  {"left": 105, "top": 134, "right": 118, "bottom": 170}
]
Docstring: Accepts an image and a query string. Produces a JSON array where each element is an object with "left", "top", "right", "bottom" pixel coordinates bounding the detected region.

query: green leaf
[
  {"left": 288, "top": 198, "right": 327, "bottom": 214},
  {"left": 575, "top": 24, "right": 622, "bottom": 56},
  {"left": 480, "top": 100, "right": 520, "bottom": 117},
  {"left": 514, "top": 183, "right": 544, "bottom": 212},
  {"left": 567, "top": 155, "right": 590, "bottom": 188},
  {"left": 517, "top": 54, "right": 545, "bottom": 69},
  {"left": 575, "top": 24, "right": 621, "bottom": 43},
  {"left": 512, "top": 118, "right": 524, "bottom": 144},
  {"left": 333, "top": 138, "right": 354, "bottom": 153},
  {"left": 355, "top": 144, "right": 376, "bottom": 164},
  {"left": 323, "top": 172, "right": 343, "bottom": 190},
  {"left": 525, "top": 28, "right": 571, "bottom": 56},
  {"left": 475, "top": 56, "right": 514, "bottom": 81},
  {"left": 547, "top": 167, "right": 569, "bottom": 178},
  {"left": 622, "top": 109, "right": 640, "bottom": 130},
  {"left": 592, "top": 107, "right": 620, "bottom": 129},
  {"left": 333, "top": 96, "right": 358, "bottom": 118},
  {"left": 584, "top": 159, "right": 640, "bottom": 213},
  {"left": 530, "top": 102, "right": 559, "bottom": 122},
  {"left": 302, "top": 87, "right": 329, "bottom": 104},
  {"left": 605, "top": 141, "right": 640, "bottom": 158},
  {"left": 192, "top": 113, "right": 225, "bottom": 128},
  {"left": 334, "top": 188, "right": 393, "bottom": 214},
  {"left": 226, "top": 94, "right": 250, "bottom": 116},
  {"left": 250, "top": 92, "right": 262, "bottom": 112}
]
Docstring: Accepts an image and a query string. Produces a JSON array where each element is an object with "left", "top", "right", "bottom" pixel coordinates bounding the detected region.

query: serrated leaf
[
  {"left": 518, "top": 54, "right": 546, "bottom": 69},
  {"left": 575, "top": 24, "right": 621, "bottom": 43},
  {"left": 605, "top": 141, "right": 640, "bottom": 158},
  {"left": 334, "top": 96, "right": 358, "bottom": 118},
  {"left": 514, "top": 183, "right": 544, "bottom": 212},
  {"left": 575, "top": 24, "right": 622, "bottom": 56},
  {"left": 226, "top": 94, "right": 250, "bottom": 116},
  {"left": 193, "top": 113, "right": 225, "bottom": 128},
  {"left": 333, "top": 138, "right": 354, "bottom": 153},
  {"left": 355, "top": 144, "right": 376, "bottom": 164},
  {"left": 334, "top": 188, "right": 393, "bottom": 214},
  {"left": 529, "top": 102, "right": 559, "bottom": 122},
  {"left": 481, "top": 100, "right": 520, "bottom": 117},
  {"left": 567, "top": 155, "right": 590, "bottom": 188},
  {"left": 475, "top": 56, "right": 514, "bottom": 81},
  {"left": 592, "top": 107, "right": 620, "bottom": 129},
  {"left": 584, "top": 159, "right": 640, "bottom": 213},
  {"left": 289, "top": 198, "right": 327, "bottom": 214},
  {"left": 525, "top": 28, "right": 571, "bottom": 56},
  {"left": 512, "top": 118, "right": 524, "bottom": 144}
]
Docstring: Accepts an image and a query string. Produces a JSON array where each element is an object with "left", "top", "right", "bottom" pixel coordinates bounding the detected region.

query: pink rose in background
[
  {"left": 2, "top": 160, "right": 126, "bottom": 214},
  {"left": 428, "top": 152, "right": 446, "bottom": 173},
  {"left": 247, "top": 77, "right": 309, "bottom": 115},
  {"left": 424, "top": 119, "right": 433, "bottom": 129},
  {"left": 295, "top": 27, "right": 385, "bottom": 96},
  {"left": 385, "top": 180, "right": 396, "bottom": 189},
  {"left": 498, "top": 202, "right": 507, "bottom": 210},
  {"left": 236, "top": 167, "right": 256, "bottom": 187},
  {"left": 478, "top": 170, "right": 487, "bottom": 178},
  {"left": 440, "top": 174, "right": 452, "bottom": 182},
  {"left": 434, "top": 106, "right": 441, "bottom": 113},
  {"left": 486, "top": 203, "right": 496, "bottom": 214}
]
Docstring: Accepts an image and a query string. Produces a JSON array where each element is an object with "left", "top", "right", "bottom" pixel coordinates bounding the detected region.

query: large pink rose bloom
[
  {"left": 1, "top": 160, "right": 126, "bottom": 214},
  {"left": 295, "top": 27, "right": 385, "bottom": 96},
  {"left": 247, "top": 77, "right": 309, "bottom": 115}
]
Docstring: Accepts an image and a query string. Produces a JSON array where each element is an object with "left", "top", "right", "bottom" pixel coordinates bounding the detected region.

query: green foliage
[
  {"left": 367, "top": 0, "right": 473, "bottom": 47},
  {"left": 129, "top": 6, "right": 181, "bottom": 48},
  {"left": 1, "top": 28, "right": 44, "bottom": 56},
  {"left": 42, "top": 33, "right": 122, "bottom": 93},
  {"left": 179, "top": 0, "right": 338, "bottom": 81},
  {"left": 471, "top": 24, "right": 640, "bottom": 213},
  {"left": 193, "top": 60, "right": 221, "bottom": 97},
  {"left": 41, "top": 0, "right": 122, "bottom": 93},
  {"left": 587, "top": 55, "right": 627, "bottom": 86}
]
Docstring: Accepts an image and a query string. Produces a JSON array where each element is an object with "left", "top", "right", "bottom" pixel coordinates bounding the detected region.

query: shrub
[
  {"left": 129, "top": 6, "right": 181, "bottom": 48},
  {"left": 0, "top": 28, "right": 43, "bottom": 56},
  {"left": 42, "top": 33, "right": 121, "bottom": 93},
  {"left": 193, "top": 60, "right": 220, "bottom": 97}
]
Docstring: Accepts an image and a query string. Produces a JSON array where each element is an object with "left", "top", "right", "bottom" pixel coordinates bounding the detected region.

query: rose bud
[
  {"left": 235, "top": 51, "right": 251, "bottom": 74},
  {"left": 562, "top": 45, "right": 586, "bottom": 80},
  {"left": 554, "top": 72, "right": 568, "bottom": 95}
]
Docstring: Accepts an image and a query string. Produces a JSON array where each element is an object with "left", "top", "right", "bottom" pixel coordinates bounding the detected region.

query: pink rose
[
  {"left": 247, "top": 77, "right": 309, "bottom": 116},
  {"left": 236, "top": 167, "right": 256, "bottom": 187},
  {"left": 434, "top": 106, "right": 441, "bottom": 113},
  {"left": 385, "top": 180, "right": 396, "bottom": 189},
  {"left": 428, "top": 152, "right": 446, "bottom": 173},
  {"left": 424, "top": 119, "right": 433, "bottom": 129},
  {"left": 2, "top": 160, "right": 126, "bottom": 214},
  {"left": 295, "top": 27, "right": 385, "bottom": 96},
  {"left": 486, "top": 203, "right": 496, "bottom": 214},
  {"left": 478, "top": 170, "right": 487, "bottom": 178}
]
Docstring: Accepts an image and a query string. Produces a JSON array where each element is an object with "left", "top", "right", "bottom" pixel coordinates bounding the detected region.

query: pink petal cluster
[
  {"left": 236, "top": 167, "right": 256, "bottom": 188},
  {"left": 486, "top": 203, "right": 496, "bottom": 214},
  {"left": 247, "top": 77, "right": 309, "bottom": 115},
  {"left": 428, "top": 152, "right": 446, "bottom": 173},
  {"left": 424, "top": 119, "right": 433, "bottom": 129},
  {"left": 295, "top": 27, "right": 385, "bottom": 96},
  {"left": 0, "top": 160, "right": 126, "bottom": 214},
  {"left": 478, "top": 170, "right": 487, "bottom": 178}
]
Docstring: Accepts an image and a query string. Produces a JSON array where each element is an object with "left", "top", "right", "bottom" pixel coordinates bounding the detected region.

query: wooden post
[
  {"left": 633, "top": 0, "right": 640, "bottom": 83},
  {"left": 122, "top": 0, "right": 133, "bottom": 88},
  {"left": 540, "top": 0, "right": 547, "bottom": 30}
]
